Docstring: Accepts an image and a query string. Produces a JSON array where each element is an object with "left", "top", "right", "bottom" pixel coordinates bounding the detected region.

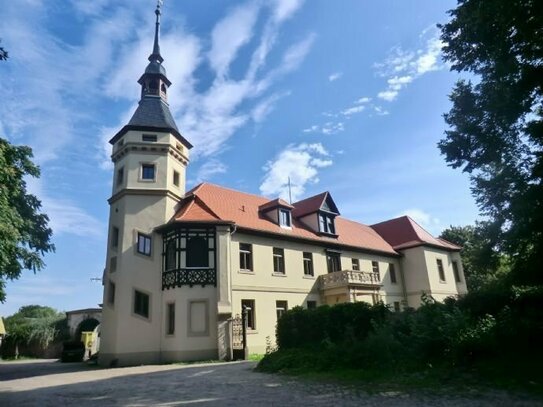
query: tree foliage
[
  {"left": 440, "top": 224, "right": 511, "bottom": 290},
  {"left": 4, "top": 305, "right": 67, "bottom": 350},
  {"left": 439, "top": 0, "right": 543, "bottom": 285},
  {"left": 0, "top": 39, "right": 7, "bottom": 61},
  {"left": 0, "top": 139, "right": 54, "bottom": 302}
]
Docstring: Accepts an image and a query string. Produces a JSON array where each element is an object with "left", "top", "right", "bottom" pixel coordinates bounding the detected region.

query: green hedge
[{"left": 276, "top": 302, "right": 389, "bottom": 350}]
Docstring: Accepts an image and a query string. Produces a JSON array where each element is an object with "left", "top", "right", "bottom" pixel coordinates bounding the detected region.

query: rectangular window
[
  {"left": 142, "top": 134, "right": 158, "bottom": 142},
  {"left": 273, "top": 248, "right": 285, "bottom": 274},
  {"left": 327, "top": 252, "right": 341, "bottom": 273},
  {"left": 307, "top": 300, "right": 317, "bottom": 310},
  {"left": 134, "top": 290, "right": 150, "bottom": 318},
  {"left": 393, "top": 301, "right": 401, "bottom": 312},
  {"left": 241, "top": 299, "right": 255, "bottom": 330},
  {"left": 173, "top": 170, "right": 180, "bottom": 187},
  {"left": 108, "top": 281, "right": 115, "bottom": 305},
  {"left": 276, "top": 300, "right": 288, "bottom": 320},
  {"left": 137, "top": 232, "right": 152, "bottom": 256},
  {"left": 116, "top": 167, "right": 124, "bottom": 186},
  {"left": 352, "top": 258, "right": 360, "bottom": 271},
  {"left": 319, "top": 213, "right": 336, "bottom": 234},
  {"left": 166, "top": 302, "right": 175, "bottom": 335},
  {"left": 111, "top": 226, "right": 119, "bottom": 249},
  {"left": 141, "top": 163, "right": 156, "bottom": 180},
  {"left": 303, "top": 252, "right": 314, "bottom": 276},
  {"left": 372, "top": 261, "right": 380, "bottom": 279},
  {"left": 452, "top": 261, "right": 461, "bottom": 283},
  {"left": 437, "top": 259, "right": 446, "bottom": 282},
  {"left": 279, "top": 209, "right": 291, "bottom": 227},
  {"left": 389, "top": 263, "right": 397, "bottom": 284},
  {"left": 109, "top": 256, "right": 117, "bottom": 273},
  {"left": 239, "top": 243, "right": 253, "bottom": 271}
]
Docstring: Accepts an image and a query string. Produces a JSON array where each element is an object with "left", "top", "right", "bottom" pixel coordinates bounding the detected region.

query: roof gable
[
  {"left": 371, "top": 216, "right": 461, "bottom": 251},
  {"left": 292, "top": 192, "right": 339, "bottom": 217}
]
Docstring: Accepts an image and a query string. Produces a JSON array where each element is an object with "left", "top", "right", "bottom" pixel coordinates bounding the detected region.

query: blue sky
[{"left": 0, "top": 0, "right": 477, "bottom": 316}]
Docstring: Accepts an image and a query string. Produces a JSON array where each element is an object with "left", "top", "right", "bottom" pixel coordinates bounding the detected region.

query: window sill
[
  {"left": 439, "top": 280, "right": 447, "bottom": 284},
  {"left": 303, "top": 275, "right": 315, "bottom": 280},
  {"left": 272, "top": 273, "right": 287, "bottom": 277},
  {"left": 238, "top": 270, "right": 255, "bottom": 275},
  {"left": 247, "top": 329, "right": 258, "bottom": 335},
  {"left": 138, "top": 179, "right": 156, "bottom": 183}
]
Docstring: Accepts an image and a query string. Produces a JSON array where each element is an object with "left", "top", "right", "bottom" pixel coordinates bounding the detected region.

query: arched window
[
  {"left": 186, "top": 236, "right": 209, "bottom": 268},
  {"left": 165, "top": 240, "right": 176, "bottom": 271},
  {"left": 161, "top": 83, "right": 167, "bottom": 93}
]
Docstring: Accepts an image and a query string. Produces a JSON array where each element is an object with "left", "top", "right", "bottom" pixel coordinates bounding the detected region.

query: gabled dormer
[
  {"left": 259, "top": 198, "right": 294, "bottom": 228},
  {"left": 292, "top": 192, "right": 340, "bottom": 236}
]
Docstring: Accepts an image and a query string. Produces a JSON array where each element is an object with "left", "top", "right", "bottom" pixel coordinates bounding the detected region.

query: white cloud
[
  {"left": 377, "top": 90, "right": 399, "bottom": 102},
  {"left": 328, "top": 72, "right": 342, "bottom": 82},
  {"left": 195, "top": 159, "right": 228, "bottom": 183},
  {"left": 260, "top": 143, "right": 332, "bottom": 201},
  {"left": 208, "top": 2, "right": 260, "bottom": 78},
  {"left": 42, "top": 197, "right": 104, "bottom": 238},
  {"left": 252, "top": 91, "right": 291, "bottom": 123},
  {"left": 303, "top": 121, "right": 344, "bottom": 135},
  {"left": 342, "top": 105, "right": 366, "bottom": 116},
  {"left": 375, "top": 29, "right": 444, "bottom": 102},
  {"left": 271, "top": 0, "right": 305, "bottom": 23}
]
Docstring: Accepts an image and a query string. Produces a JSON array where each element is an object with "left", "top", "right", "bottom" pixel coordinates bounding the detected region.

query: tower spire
[{"left": 149, "top": 0, "right": 164, "bottom": 63}]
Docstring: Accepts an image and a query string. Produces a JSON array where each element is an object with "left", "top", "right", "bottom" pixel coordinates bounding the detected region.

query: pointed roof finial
[{"left": 149, "top": 0, "right": 164, "bottom": 63}]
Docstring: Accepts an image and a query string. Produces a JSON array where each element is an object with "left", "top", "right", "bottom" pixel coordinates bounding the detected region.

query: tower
[{"left": 99, "top": 2, "right": 192, "bottom": 366}]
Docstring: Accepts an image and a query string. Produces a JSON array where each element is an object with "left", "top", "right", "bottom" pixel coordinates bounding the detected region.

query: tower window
[
  {"left": 134, "top": 290, "right": 150, "bottom": 319},
  {"left": 141, "top": 163, "right": 156, "bottom": 181},
  {"left": 111, "top": 227, "right": 119, "bottom": 249},
  {"left": 149, "top": 79, "right": 159, "bottom": 92},
  {"left": 137, "top": 232, "right": 152, "bottom": 256},
  {"left": 142, "top": 134, "right": 157, "bottom": 142},
  {"left": 166, "top": 302, "right": 175, "bottom": 335},
  {"left": 173, "top": 170, "right": 180, "bottom": 187},
  {"left": 161, "top": 83, "right": 167, "bottom": 93},
  {"left": 108, "top": 281, "right": 116, "bottom": 305},
  {"left": 116, "top": 167, "right": 124, "bottom": 187}
]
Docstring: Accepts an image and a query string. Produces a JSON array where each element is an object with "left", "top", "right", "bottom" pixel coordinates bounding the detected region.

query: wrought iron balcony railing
[
  {"left": 319, "top": 270, "right": 381, "bottom": 290},
  {"left": 162, "top": 267, "right": 216, "bottom": 290}
]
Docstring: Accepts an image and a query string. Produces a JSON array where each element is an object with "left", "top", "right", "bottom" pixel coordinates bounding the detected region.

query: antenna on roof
[{"left": 288, "top": 177, "right": 292, "bottom": 204}]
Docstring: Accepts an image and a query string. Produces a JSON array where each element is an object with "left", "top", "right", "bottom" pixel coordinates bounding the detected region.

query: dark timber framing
[{"left": 161, "top": 225, "right": 217, "bottom": 289}]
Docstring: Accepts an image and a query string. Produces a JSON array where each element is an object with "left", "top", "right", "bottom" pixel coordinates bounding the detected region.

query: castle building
[{"left": 99, "top": 4, "right": 467, "bottom": 367}]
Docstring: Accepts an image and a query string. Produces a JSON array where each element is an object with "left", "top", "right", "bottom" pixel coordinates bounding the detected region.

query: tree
[
  {"left": 3, "top": 305, "right": 67, "bottom": 358},
  {"left": 0, "top": 39, "right": 7, "bottom": 60},
  {"left": 438, "top": 0, "right": 543, "bottom": 286},
  {"left": 440, "top": 224, "right": 511, "bottom": 290},
  {"left": 0, "top": 139, "right": 54, "bottom": 302}
]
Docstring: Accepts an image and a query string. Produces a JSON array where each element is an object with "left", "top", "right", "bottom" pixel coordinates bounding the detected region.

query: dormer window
[
  {"left": 279, "top": 209, "right": 291, "bottom": 227},
  {"left": 319, "top": 212, "right": 336, "bottom": 234}
]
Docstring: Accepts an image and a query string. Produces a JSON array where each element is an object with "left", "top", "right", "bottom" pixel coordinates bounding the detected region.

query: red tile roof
[
  {"left": 259, "top": 197, "right": 294, "bottom": 212},
  {"left": 371, "top": 216, "right": 461, "bottom": 251},
  {"left": 171, "top": 183, "right": 398, "bottom": 256}
]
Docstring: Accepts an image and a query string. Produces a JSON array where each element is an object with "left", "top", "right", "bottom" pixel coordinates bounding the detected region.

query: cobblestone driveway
[{"left": 0, "top": 359, "right": 539, "bottom": 406}]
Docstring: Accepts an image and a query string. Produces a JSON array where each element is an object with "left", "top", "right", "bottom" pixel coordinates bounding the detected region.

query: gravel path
[{"left": 0, "top": 359, "right": 540, "bottom": 406}]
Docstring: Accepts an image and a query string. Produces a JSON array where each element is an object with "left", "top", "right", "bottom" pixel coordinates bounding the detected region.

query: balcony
[
  {"left": 319, "top": 270, "right": 381, "bottom": 290},
  {"left": 162, "top": 267, "right": 216, "bottom": 290}
]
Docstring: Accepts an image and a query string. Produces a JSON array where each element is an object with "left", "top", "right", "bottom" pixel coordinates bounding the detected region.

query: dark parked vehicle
[{"left": 60, "top": 341, "right": 85, "bottom": 363}]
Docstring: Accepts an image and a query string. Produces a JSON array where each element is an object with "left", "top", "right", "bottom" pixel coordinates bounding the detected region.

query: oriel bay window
[{"left": 161, "top": 226, "right": 216, "bottom": 289}]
